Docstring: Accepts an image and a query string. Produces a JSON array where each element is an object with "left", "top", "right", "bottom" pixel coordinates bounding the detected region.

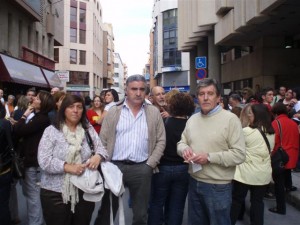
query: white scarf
[{"left": 61, "top": 123, "right": 85, "bottom": 212}]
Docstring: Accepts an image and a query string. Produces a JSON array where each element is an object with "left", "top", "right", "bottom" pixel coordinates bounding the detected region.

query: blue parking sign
[{"left": 195, "top": 57, "right": 207, "bottom": 69}]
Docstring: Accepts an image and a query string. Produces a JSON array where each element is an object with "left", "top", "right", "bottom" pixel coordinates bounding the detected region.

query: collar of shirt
[
  {"left": 123, "top": 98, "right": 146, "bottom": 110},
  {"left": 200, "top": 105, "right": 221, "bottom": 116}
]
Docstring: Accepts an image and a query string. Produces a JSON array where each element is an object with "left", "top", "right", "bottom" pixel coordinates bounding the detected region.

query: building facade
[
  {"left": 0, "top": 0, "right": 63, "bottom": 97},
  {"left": 151, "top": 0, "right": 190, "bottom": 93},
  {"left": 178, "top": 0, "right": 300, "bottom": 94},
  {"left": 113, "top": 52, "right": 125, "bottom": 100},
  {"left": 103, "top": 23, "right": 115, "bottom": 90},
  {"left": 55, "top": 0, "right": 104, "bottom": 97}
]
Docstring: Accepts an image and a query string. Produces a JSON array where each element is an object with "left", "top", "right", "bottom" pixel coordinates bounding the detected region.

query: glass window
[
  {"left": 79, "top": 30, "right": 86, "bottom": 44},
  {"left": 54, "top": 48, "right": 59, "bottom": 62},
  {"left": 70, "top": 49, "right": 77, "bottom": 64},
  {"left": 164, "top": 31, "right": 169, "bottom": 39},
  {"left": 114, "top": 63, "right": 119, "bottom": 68},
  {"left": 80, "top": 9, "right": 86, "bottom": 23},
  {"left": 68, "top": 71, "right": 89, "bottom": 85},
  {"left": 70, "top": 7, "right": 77, "bottom": 23},
  {"left": 79, "top": 50, "right": 86, "bottom": 65},
  {"left": 114, "top": 73, "right": 119, "bottom": 78},
  {"left": 70, "top": 28, "right": 77, "bottom": 43}
]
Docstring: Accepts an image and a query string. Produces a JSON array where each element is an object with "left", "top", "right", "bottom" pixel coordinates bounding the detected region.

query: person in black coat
[{"left": 0, "top": 103, "right": 13, "bottom": 225}]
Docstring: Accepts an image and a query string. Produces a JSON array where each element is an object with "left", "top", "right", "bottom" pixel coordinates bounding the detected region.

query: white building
[
  {"left": 151, "top": 0, "right": 190, "bottom": 92},
  {"left": 55, "top": 0, "right": 104, "bottom": 97},
  {"left": 113, "top": 53, "right": 125, "bottom": 100}
]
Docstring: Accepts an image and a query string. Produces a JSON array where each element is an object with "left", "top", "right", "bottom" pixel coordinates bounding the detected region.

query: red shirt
[{"left": 86, "top": 109, "right": 101, "bottom": 134}]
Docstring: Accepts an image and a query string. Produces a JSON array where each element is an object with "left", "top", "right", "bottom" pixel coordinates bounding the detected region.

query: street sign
[
  {"left": 195, "top": 68, "right": 207, "bottom": 80},
  {"left": 195, "top": 56, "right": 207, "bottom": 69},
  {"left": 55, "top": 70, "right": 69, "bottom": 82}
]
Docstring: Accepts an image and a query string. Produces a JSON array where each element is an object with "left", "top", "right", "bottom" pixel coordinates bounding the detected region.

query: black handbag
[{"left": 258, "top": 120, "right": 289, "bottom": 175}]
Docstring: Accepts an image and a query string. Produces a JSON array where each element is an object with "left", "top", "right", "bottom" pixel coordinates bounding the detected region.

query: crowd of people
[{"left": 0, "top": 77, "right": 300, "bottom": 225}]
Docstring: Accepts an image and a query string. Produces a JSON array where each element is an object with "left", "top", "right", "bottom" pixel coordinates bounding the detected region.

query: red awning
[
  {"left": 0, "top": 53, "right": 49, "bottom": 88},
  {"left": 41, "top": 68, "right": 63, "bottom": 88}
]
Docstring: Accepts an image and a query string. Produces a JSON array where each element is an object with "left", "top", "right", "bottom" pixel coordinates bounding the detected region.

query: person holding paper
[{"left": 177, "top": 78, "right": 246, "bottom": 225}]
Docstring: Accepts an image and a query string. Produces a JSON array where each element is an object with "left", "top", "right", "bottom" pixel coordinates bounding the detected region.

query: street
[{"left": 15, "top": 183, "right": 300, "bottom": 225}]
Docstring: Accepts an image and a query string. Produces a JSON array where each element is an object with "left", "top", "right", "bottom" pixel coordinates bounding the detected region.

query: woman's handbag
[
  {"left": 11, "top": 148, "right": 24, "bottom": 179},
  {"left": 0, "top": 147, "right": 24, "bottom": 178},
  {"left": 258, "top": 120, "right": 289, "bottom": 175}
]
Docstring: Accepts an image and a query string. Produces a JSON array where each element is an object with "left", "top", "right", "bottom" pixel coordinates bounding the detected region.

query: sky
[{"left": 100, "top": 0, "right": 153, "bottom": 76}]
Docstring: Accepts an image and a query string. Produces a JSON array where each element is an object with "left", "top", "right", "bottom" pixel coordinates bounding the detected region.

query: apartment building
[
  {"left": 0, "top": 0, "right": 63, "bottom": 97},
  {"left": 55, "top": 0, "right": 104, "bottom": 97},
  {"left": 151, "top": 0, "right": 190, "bottom": 93},
  {"left": 178, "top": 0, "right": 300, "bottom": 94},
  {"left": 113, "top": 52, "right": 125, "bottom": 100}
]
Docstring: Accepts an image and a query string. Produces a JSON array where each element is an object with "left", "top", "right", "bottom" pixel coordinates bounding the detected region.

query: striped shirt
[{"left": 112, "top": 101, "right": 149, "bottom": 162}]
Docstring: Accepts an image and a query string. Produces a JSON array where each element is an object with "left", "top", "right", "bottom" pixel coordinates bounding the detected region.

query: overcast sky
[{"left": 101, "top": 0, "right": 153, "bottom": 76}]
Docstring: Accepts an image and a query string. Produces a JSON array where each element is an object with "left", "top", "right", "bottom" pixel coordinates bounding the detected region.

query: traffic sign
[
  {"left": 195, "top": 68, "right": 207, "bottom": 80},
  {"left": 195, "top": 56, "right": 207, "bottom": 69}
]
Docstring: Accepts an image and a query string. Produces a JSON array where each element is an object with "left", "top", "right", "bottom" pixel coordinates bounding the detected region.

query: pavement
[{"left": 287, "top": 171, "right": 300, "bottom": 210}]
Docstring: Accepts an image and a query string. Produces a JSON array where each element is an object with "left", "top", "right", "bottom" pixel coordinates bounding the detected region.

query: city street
[{"left": 15, "top": 183, "right": 300, "bottom": 225}]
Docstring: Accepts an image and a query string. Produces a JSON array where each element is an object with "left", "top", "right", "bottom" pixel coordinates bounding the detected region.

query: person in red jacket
[
  {"left": 86, "top": 96, "right": 104, "bottom": 134},
  {"left": 269, "top": 102, "right": 299, "bottom": 214}
]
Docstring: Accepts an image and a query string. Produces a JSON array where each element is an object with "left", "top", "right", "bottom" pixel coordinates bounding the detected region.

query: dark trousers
[
  {"left": 148, "top": 164, "right": 189, "bottom": 225},
  {"left": 0, "top": 171, "right": 12, "bottom": 225},
  {"left": 95, "top": 162, "right": 153, "bottom": 225},
  {"left": 231, "top": 180, "right": 268, "bottom": 225},
  {"left": 40, "top": 188, "right": 95, "bottom": 225},
  {"left": 284, "top": 169, "right": 292, "bottom": 189},
  {"left": 273, "top": 171, "right": 286, "bottom": 213}
]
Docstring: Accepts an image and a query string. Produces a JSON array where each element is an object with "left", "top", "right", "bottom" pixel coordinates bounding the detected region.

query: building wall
[
  {"left": 0, "top": 0, "right": 56, "bottom": 61},
  {"left": 113, "top": 53, "right": 125, "bottom": 100},
  {"left": 178, "top": 0, "right": 300, "bottom": 92},
  {"left": 55, "top": 0, "right": 104, "bottom": 97},
  {"left": 152, "top": 0, "right": 190, "bottom": 92}
]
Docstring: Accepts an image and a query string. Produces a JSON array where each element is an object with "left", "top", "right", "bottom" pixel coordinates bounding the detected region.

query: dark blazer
[{"left": 13, "top": 112, "right": 50, "bottom": 168}]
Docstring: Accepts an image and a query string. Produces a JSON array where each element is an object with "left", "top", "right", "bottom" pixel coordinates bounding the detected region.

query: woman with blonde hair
[{"left": 231, "top": 104, "right": 275, "bottom": 225}]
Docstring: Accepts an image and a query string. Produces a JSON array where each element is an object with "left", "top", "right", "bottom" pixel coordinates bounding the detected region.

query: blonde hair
[{"left": 240, "top": 104, "right": 252, "bottom": 128}]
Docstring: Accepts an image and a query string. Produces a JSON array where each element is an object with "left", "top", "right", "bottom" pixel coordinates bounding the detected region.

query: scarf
[{"left": 61, "top": 123, "right": 85, "bottom": 212}]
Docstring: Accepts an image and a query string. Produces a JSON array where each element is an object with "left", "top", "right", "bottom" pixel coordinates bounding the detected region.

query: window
[
  {"left": 79, "top": 50, "right": 86, "bottom": 65},
  {"left": 79, "top": 30, "right": 86, "bottom": 44},
  {"left": 80, "top": 8, "right": 86, "bottom": 23},
  {"left": 114, "top": 63, "right": 119, "bottom": 68},
  {"left": 70, "top": 7, "right": 77, "bottom": 22},
  {"left": 112, "top": 83, "right": 119, "bottom": 88},
  {"left": 114, "top": 73, "right": 119, "bottom": 78},
  {"left": 54, "top": 48, "right": 59, "bottom": 62},
  {"left": 70, "top": 49, "right": 77, "bottom": 64},
  {"left": 68, "top": 71, "right": 89, "bottom": 85},
  {"left": 70, "top": 28, "right": 77, "bottom": 43}
]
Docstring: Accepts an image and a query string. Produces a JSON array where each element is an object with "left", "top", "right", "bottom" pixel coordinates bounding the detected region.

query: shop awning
[
  {"left": 0, "top": 53, "right": 49, "bottom": 88},
  {"left": 41, "top": 68, "right": 63, "bottom": 88}
]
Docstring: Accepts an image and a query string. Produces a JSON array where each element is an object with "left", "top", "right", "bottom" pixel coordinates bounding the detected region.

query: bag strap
[
  {"left": 85, "top": 130, "right": 95, "bottom": 156},
  {"left": 275, "top": 119, "right": 283, "bottom": 147},
  {"left": 257, "top": 128, "right": 271, "bottom": 154}
]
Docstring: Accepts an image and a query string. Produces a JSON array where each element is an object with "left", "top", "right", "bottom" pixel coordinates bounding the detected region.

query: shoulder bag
[{"left": 258, "top": 120, "right": 289, "bottom": 175}]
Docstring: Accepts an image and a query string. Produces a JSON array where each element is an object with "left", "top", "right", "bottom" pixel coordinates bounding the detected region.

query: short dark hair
[
  {"left": 168, "top": 92, "right": 195, "bottom": 117},
  {"left": 250, "top": 104, "right": 274, "bottom": 134},
  {"left": 196, "top": 78, "right": 221, "bottom": 96},
  {"left": 272, "top": 102, "right": 288, "bottom": 116},
  {"left": 229, "top": 93, "right": 242, "bottom": 102},
  {"left": 26, "top": 88, "right": 36, "bottom": 96},
  {"left": 106, "top": 89, "right": 119, "bottom": 102},
  {"left": 258, "top": 87, "right": 274, "bottom": 103},
  {"left": 38, "top": 90, "right": 55, "bottom": 114},
  {"left": 54, "top": 94, "right": 89, "bottom": 130}
]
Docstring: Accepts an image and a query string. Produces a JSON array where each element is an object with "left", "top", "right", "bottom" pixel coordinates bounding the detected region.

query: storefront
[{"left": 0, "top": 53, "right": 62, "bottom": 98}]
